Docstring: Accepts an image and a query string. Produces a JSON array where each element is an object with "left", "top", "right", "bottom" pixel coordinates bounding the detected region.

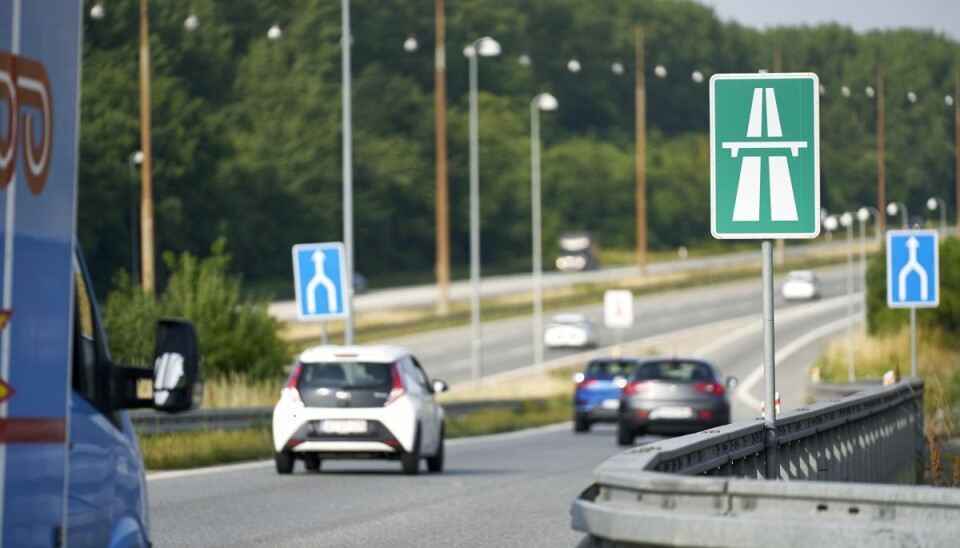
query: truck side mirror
[{"left": 153, "top": 318, "right": 203, "bottom": 413}]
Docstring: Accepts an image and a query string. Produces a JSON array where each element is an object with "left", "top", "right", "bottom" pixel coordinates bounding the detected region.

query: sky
[{"left": 693, "top": 0, "right": 960, "bottom": 41}]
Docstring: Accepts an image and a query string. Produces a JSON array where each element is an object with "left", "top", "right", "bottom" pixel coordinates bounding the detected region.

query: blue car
[{"left": 573, "top": 358, "right": 638, "bottom": 432}]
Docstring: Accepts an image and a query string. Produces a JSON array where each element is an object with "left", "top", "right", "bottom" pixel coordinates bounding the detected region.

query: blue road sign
[
  {"left": 292, "top": 242, "right": 349, "bottom": 321},
  {"left": 886, "top": 230, "right": 939, "bottom": 308}
]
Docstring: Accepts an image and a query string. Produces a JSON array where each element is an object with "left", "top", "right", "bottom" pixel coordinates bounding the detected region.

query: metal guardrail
[
  {"left": 129, "top": 398, "right": 546, "bottom": 435},
  {"left": 571, "top": 380, "right": 960, "bottom": 547}
]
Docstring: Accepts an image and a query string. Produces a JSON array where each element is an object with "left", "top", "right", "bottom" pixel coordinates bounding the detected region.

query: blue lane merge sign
[
  {"left": 886, "top": 230, "right": 939, "bottom": 308},
  {"left": 292, "top": 242, "right": 349, "bottom": 321}
]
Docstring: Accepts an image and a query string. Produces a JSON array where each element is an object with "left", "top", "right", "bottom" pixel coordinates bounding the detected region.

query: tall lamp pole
[
  {"left": 138, "top": 0, "right": 155, "bottom": 295},
  {"left": 465, "top": 36, "right": 501, "bottom": 384},
  {"left": 342, "top": 0, "right": 355, "bottom": 344},
  {"left": 434, "top": 0, "right": 450, "bottom": 315},
  {"left": 634, "top": 25, "right": 647, "bottom": 274},
  {"left": 877, "top": 66, "right": 886, "bottom": 235},
  {"left": 927, "top": 197, "right": 947, "bottom": 237},
  {"left": 531, "top": 93, "right": 558, "bottom": 371}
]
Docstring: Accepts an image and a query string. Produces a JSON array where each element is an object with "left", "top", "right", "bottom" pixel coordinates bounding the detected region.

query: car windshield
[
  {"left": 632, "top": 360, "right": 715, "bottom": 383},
  {"left": 585, "top": 359, "right": 634, "bottom": 379},
  {"left": 552, "top": 314, "right": 586, "bottom": 325},
  {"left": 298, "top": 361, "right": 393, "bottom": 389},
  {"left": 787, "top": 271, "right": 814, "bottom": 281}
]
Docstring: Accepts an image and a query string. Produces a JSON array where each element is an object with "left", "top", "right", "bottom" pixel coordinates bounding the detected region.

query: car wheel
[
  {"left": 275, "top": 451, "right": 294, "bottom": 474},
  {"left": 303, "top": 453, "right": 322, "bottom": 472},
  {"left": 616, "top": 422, "right": 635, "bottom": 446},
  {"left": 574, "top": 415, "right": 590, "bottom": 433},
  {"left": 401, "top": 429, "right": 421, "bottom": 475},
  {"left": 426, "top": 426, "right": 444, "bottom": 473}
]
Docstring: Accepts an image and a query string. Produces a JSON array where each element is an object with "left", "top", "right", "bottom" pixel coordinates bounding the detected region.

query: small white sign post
[{"left": 604, "top": 290, "right": 634, "bottom": 349}]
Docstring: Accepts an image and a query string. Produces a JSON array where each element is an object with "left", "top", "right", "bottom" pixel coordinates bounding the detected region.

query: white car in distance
[
  {"left": 543, "top": 313, "right": 600, "bottom": 349},
  {"left": 272, "top": 345, "right": 447, "bottom": 475},
  {"left": 781, "top": 270, "right": 821, "bottom": 301}
]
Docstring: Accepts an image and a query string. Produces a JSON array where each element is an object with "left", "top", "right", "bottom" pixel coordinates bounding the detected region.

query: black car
[{"left": 617, "top": 357, "right": 737, "bottom": 446}]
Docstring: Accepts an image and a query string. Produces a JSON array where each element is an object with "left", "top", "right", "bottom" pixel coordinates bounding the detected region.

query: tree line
[{"left": 78, "top": 0, "right": 960, "bottom": 297}]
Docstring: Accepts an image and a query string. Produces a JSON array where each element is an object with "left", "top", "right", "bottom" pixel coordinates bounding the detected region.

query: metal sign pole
[
  {"left": 761, "top": 240, "right": 779, "bottom": 479},
  {"left": 910, "top": 307, "right": 917, "bottom": 377}
]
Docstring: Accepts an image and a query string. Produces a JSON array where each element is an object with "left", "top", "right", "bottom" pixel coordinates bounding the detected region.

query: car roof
[
  {"left": 787, "top": 270, "right": 815, "bottom": 278},
  {"left": 550, "top": 313, "right": 588, "bottom": 323},
  {"left": 298, "top": 344, "right": 411, "bottom": 364},
  {"left": 634, "top": 356, "right": 717, "bottom": 368}
]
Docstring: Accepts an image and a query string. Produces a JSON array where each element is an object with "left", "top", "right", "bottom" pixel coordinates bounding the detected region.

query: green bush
[
  {"left": 867, "top": 237, "right": 960, "bottom": 346},
  {"left": 103, "top": 238, "right": 291, "bottom": 379}
]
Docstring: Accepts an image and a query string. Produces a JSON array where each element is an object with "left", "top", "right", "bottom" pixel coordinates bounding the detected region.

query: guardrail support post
[{"left": 762, "top": 240, "right": 779, "bottom": 479}]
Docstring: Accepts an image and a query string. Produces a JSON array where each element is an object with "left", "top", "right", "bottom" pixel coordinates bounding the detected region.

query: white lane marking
[
  {"left": 146, "top": 422, "right": 574, "bottom": 482},
  {"left": 734, "top": 315, "right": 858, "bottom": 412}
]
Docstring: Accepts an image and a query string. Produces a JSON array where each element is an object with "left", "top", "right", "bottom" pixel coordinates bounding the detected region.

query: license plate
[
  {"left": 319, "top": 419, "right": 368, "bottom": 434},
  {"left": 650, "top": 406, "right": 693, "bottom": 420},
  {"left": 602, "top": 399, "right": 620, "bottom": 410}
]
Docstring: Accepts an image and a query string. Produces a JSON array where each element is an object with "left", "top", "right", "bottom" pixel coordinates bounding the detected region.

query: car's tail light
[
  {"left": 280, "top": 361, "right": 304, "bottom": 405},
  {"left": 698, "top": 410, "right": 714, "bottom": 420},
  {"left": 579, "top": 379, "right": 599, "bottom": 389},
  {"left": 385, "top": 362, "right": 406, "bottom": 406},
  {"left": 623, "top": 381, "right": 651, "bottom": 395},
  {"left": 693, "top": 382, "right": 726, "bottom": 396},
  {"left": 635, "top": 410, "right": 649, "bottom": 419}
]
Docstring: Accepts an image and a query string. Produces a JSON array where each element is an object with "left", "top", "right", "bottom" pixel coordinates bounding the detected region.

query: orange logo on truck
[{"left": 0, "top": 51, "right": 53, "bottom": 195}]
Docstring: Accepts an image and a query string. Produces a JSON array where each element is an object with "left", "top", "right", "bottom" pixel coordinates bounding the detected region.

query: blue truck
[{"left": 1, "top": 2, "right": 202, "bottom": 545}]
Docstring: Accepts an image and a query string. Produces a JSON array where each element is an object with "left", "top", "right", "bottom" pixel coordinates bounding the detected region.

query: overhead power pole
[
  {"left": 139, "top": 0, "right": 155, "bottom": 295},
  {"left": 635, "top": 25, "right": 647, "bottom": 274},
  {"left": 434, "top": 0, "right": 450, "bottom": 315}
]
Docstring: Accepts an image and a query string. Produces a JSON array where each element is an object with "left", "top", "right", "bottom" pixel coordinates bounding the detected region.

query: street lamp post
[
  {"left": 886, "top": 201, "right": 908, "bottom": 229},
  {"left": 927, "top": 196, "right": 947, "bottom": 237},
  {"left": 341, "top": 0, "right": 356, "bottom": 344},
  {"left": 128, "top": 151, "right": 144, "bottom": 286},
  {"left": 531, "top": 92, "right": 558, "bottom": 372},
  {"left": 840, "top": 213, "right": 856, "bottom": 381},
  {"left": 857, "top": 207, "right": 872, "bottom": 330},
  {"left": 464, "top": 36, "right": 501, "bottom": 384}
]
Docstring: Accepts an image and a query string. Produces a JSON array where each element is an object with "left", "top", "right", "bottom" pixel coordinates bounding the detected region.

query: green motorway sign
[{"left": 710, "top": 73, "right": 820, "bottom": 239}]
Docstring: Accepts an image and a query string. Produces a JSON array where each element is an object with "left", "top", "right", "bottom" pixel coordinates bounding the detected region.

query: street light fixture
[
  {"left": 184, "top": 13, "right": 199, "bottom": 31},
  {"left": 530, "top": 92, "right": 558, "bottom": 372},
  {"left": 267, "top": 24, "right": 283, "bottom": 40},
  {"left": 611, "top": 61, "right": 625, "bottom": 76},
  {"left": 567, "top": 58, "right": 581, "bottom": 73},
  {"left": 90, "top": 2, "right": 105, "bottom": 20},
  {"left": 906, "top": 91, "right": 918, "bottom": 103},
  {"left": 841, "top": 85, "right": 851, "bottom": 97},
  {"left": 886, "top": 201, "right": 908, "bottom": 229},
  {"left": 691, "top": 70, "right": 704, "bottom": 84},
  {"left": 518, "top": 54, "right": 532, "bottom": 67},
  {"left": 653, "top": 64, "right": 666, "bottom": 78},
  {"left": 927, "top": 196, "right": 947, "bottom": 236},
  {"left": 464, "top": 35, "right": 501, "bottom": 384},
  {"left": 403, "top": 35, "right": 418, "bottom": 52}
]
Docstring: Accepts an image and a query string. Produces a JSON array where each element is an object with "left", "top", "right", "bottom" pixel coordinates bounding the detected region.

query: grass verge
[
  {"left": 141, "top": 396, "right": 574, "bottom": 470},
  {"left": 815, "top": 326, "right": 960, "bottom": 486}
]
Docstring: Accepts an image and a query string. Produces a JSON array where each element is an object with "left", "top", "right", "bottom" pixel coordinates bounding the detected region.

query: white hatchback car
[
  {"left": 781, "top": 270, "right": 821, "bottom": 301},
  {"left": 272, "top": 345, "right": 448, "bottom": 475},
  {"left": 543, "top": 313, "right": 600, "bottom": 349}
]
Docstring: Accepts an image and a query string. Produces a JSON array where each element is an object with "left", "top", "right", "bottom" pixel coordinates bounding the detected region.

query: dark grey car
[{"left": 617, "top": 357, "right": 736, "bottom": 446}]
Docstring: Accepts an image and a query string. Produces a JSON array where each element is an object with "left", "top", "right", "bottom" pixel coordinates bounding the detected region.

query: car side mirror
[
  {"left": 432, "top": 379, "right": 449, "bottom": 394},
  {"left": 725, "top": 376, "right": 739, "bottom": 389},
  {"left": 153, "top": 318, "right": 203, "bottom": 413}
]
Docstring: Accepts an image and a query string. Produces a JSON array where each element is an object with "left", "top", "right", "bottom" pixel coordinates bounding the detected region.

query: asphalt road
[
  {"left": 268, "top": 239, "right": 860, "bottom": 320},
  {"left": 382, "top": 264, "right": 860, "bottom": 387},
  {"left": 148, "top": 266, "right": 862, "bottom": 547}
]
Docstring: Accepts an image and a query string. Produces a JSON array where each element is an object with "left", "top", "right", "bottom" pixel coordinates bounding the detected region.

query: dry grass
[
  {"left": 141, "top": 428, "right": 273, "bottom": 470},
  {"left": 202, "top": 373, "right": 282, "bottom": 408},
  {"left": 815, "top": 326, "right": 960, "bottom": 487}
]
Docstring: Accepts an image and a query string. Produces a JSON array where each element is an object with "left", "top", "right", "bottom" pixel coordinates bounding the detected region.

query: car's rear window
[
  {"left": 298, "top": 361, "right": 393, "bottom": 389},
  {"left": 585, "top": 360, "right": 635, "bottom": 379},
  {"left": 633, "top": 360, "right": 715, "bottom": 383}
]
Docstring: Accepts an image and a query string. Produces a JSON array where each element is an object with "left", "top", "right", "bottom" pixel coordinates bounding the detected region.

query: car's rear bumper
[
  {"left": 577, "top": 409, "right": 619, "bottom": 423},
  {"left": 619, "top": 401, "right": 730, "bottom": 434}
]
